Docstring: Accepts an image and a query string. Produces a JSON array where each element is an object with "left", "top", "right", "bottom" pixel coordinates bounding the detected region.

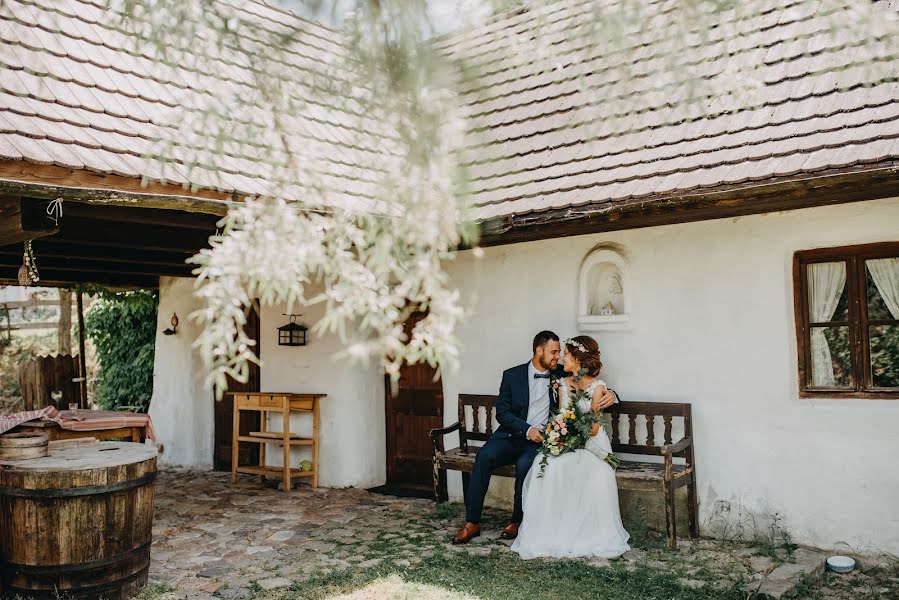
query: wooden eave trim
[
  {"left": 476, "top": 163, "right": 899, "bottom": 247},
  {"left": 3, "top": 160, "right": 896, "bottom": 238},
  {"left": 0, "top": 161, "right": 240, "bottom": 216}
]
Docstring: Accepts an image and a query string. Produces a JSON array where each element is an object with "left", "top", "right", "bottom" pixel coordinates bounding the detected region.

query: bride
[{"left": 511, "top": 335, "right": 630, "bottom": 559}]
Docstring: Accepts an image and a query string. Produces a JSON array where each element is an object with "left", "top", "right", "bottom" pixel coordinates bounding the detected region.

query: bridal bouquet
[{"left": 537, "top": 375, "right": 621, "bottom": 477}]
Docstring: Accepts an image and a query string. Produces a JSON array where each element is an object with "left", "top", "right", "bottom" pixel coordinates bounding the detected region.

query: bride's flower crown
[{"left": 563, "top": 338, "right": 587, "bottom": 353}]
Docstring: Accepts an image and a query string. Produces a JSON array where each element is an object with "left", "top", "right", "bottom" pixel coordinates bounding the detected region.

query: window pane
[
  {"left": 810, "top": 326, "right": 852, "bottom": 388},
  {"left": 807, "top": 262, "right": 848, "bottom": 323},
  {"left": 866, "top": 258, "right": 899, "bottom": 321},
  {"left": 869, "top": 324, "right": 899, "bottom": 388}
]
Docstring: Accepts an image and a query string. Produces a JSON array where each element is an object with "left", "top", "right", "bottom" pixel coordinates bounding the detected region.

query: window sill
[{"left": 799, "top": 390, "right": 899, "bottom": 400}]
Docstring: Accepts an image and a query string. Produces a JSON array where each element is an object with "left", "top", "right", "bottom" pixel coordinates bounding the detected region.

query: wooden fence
[
  {"left": 0, "top": 298, "right": 59, "bottom": 337},
  {"left": 17, "top": 354, "right": 81, "bottom": 410}
]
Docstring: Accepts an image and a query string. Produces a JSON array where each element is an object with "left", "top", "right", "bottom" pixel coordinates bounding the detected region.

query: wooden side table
[{"left": 230, "top": 393, "right": 325, "bottom": 492}]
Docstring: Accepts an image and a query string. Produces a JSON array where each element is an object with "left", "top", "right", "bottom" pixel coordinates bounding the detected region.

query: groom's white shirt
[{"left": 526, "top": 361, "right": 551, "bottom": 434}]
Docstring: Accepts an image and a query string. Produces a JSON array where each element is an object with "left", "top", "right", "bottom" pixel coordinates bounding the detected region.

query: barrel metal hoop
[
  {"left": 0, "top": 470, "right": 157, "bottom": 498},
  {"left": 4, "top": 560, "right": 149, "bottom": 596},
  {"left": 1, "top": 540, "right": 151, "bottom": 576}
]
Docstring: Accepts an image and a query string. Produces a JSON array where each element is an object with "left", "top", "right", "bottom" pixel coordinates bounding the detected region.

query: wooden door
[
  {"left": 384, "top": 314, "right": 444, "bottom": 487},
  {"left": 213, "top": 304, "right": 261, "bottom": 471}
]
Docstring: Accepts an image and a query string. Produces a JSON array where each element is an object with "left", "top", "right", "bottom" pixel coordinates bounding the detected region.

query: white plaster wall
[
  {"left": 148, "top": 276, "right": 214, "bottom": 468},
  {"left": 258, "top": 297, "right": 387, "bottom": 489},
  {"left": 440, "top": 197, "right": 899, "bottom": 554},
  {"left": 147, "top": 279, "right": 386, "bottom": 488}
]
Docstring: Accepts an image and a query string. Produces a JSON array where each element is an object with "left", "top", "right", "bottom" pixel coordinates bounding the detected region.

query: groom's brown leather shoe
[
  {"left": 499, "top": 521, "right": 520, "bottom": 540},
  {"left": 451, "top": 522, "right": 480, "bottom": 544}
]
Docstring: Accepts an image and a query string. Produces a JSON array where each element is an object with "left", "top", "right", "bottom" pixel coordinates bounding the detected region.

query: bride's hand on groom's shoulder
[{"left": 591, "top": 387, "right": 617, "bottom": 412}]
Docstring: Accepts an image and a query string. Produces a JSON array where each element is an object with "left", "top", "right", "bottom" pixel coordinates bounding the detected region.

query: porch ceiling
[{"left": 0, "top": 197, "right": 218, "bottom": 289}]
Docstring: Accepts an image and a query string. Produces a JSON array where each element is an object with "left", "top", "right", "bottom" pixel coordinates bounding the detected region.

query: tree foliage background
[{"left": 83, "top": 290, "right": 158, "bottom": 411}]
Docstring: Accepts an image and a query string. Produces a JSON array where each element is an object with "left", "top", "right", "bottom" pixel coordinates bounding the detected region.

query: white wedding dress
[{"left": 512, "top": 379, "right": 630, "bottom": 559}]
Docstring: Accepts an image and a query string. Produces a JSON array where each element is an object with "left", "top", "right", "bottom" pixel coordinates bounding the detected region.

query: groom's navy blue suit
[{"left": 465, "top": 362, "right": 562, "bottom": 524}]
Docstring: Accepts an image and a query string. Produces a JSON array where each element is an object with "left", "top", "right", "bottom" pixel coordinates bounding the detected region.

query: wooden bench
[{"left": 430, "top": 394, "right": 698, "bottom": 549}]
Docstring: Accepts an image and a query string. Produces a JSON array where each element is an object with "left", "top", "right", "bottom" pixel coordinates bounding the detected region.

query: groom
[{"left": 452, "top": 330, "right": 617, "bottom": 544}]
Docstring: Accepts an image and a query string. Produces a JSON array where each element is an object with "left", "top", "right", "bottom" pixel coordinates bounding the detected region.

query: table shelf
[
  {"left": 236, "top": 435, "right": 314, "bottom": 446},
  {"left": 229, "top": 393, "right": 325, "bottom": 493},
  {"left": 248, "top": 430, "right": 300, "bottom": 439},
  {"left": 235, "top": 465, "right": 314, "bottom": 478}
]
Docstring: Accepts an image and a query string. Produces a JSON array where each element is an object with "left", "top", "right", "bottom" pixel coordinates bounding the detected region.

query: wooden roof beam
[
  {"left": 56, "top": 202, "right": 222, "bottom": 231},
  {"left": 0, "top": 161, "right": 239, "bottom": 216},
  {"left": 53, "top": 217, "right": 213, "bottom": 253},
  {"left": 0, "top": 196, "right": 59, "bottom": 246},
  {"left": 0, "top": 269, "right": 159, "bottom": 289},
  {"left": 0, "top": 255, "right": 193, "bottom": 278},
  {"left": 0, "top": 241, "right": 194, "bottom": 269}
]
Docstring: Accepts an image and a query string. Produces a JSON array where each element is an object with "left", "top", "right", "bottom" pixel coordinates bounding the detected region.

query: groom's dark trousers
[{"left": 465, "top": 362, "right": 556, "bottom": 524}]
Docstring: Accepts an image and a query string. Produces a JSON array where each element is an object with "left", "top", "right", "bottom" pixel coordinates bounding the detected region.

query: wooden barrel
[
  {"left": 0, "top": 432, "right": 49, "bottom": 460},
  {"left": 0, "top": 442, "right": 157, "bottom": 599}
]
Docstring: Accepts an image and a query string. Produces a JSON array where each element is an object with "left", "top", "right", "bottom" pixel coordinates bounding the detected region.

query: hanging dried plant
[{"left": 17, "top": 241, "right": 40, "bottom": 286}]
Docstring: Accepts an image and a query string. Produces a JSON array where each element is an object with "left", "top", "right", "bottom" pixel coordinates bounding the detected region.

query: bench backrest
[
  {"left": 458, "top": 394, "right": 498, "bottom": 443},
  {"left": 457, "top": 394, "right": 693, "bottom": 461},
  {"left": 606, "top": 401, "right": 693, "bottom": 460}
]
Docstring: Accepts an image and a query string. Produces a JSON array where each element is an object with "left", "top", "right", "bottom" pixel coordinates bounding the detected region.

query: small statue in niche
[
  {"left": 599, "top": 302, "right": 616, "bottom": 316},
  {"left": 608, "top": 273, "right": 623, "bottom": 295}
]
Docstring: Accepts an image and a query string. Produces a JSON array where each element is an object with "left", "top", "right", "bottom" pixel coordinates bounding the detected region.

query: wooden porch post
[{"left": 76, "top": 290, "right": 88, "bottom": 409}]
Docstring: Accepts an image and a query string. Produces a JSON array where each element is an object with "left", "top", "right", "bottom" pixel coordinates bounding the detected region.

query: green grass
[
  {"left": 623, "top": 499, "right": 667, "bottom": 551},
  {"left": 271, "top": 508, "right": 753, "bottom": 600},
  {"left": 132, "top": 583, "right": 175, "bottom": 600},
  {"left": 746, "top": 513, "right": 798, "bottom": 564},
  {"left": 435, "top": 502, "right": 461, "bottom": 521},
  {"left": 279, "top": 546, "right": 750, "bottom": 600}
]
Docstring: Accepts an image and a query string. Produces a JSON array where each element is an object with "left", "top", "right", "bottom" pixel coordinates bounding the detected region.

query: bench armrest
[
  {"left": 431, "top": 422, "right": 466, "bottom": 455},
  {"left": 661, "top": 436, "right": 692, "bottom": 455},
  {"left": 429, "top": 422, "right": 462, "bottom": 438}
]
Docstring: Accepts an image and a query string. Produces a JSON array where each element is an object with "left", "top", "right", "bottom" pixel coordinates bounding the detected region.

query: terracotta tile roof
[
  {"left": 0, "top": 0, "right": 391, "bottom": 206},
  {"left": 440, "top": 0, "right": 899, "bottom": 221},
  {"left": 0, "top": 0, "right": 897, "bottom": 223}
]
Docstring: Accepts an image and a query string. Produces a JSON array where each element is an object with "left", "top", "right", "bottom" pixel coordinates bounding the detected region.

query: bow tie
[{"left": 533, "top": 372, "right": 551, "bottom": 379}]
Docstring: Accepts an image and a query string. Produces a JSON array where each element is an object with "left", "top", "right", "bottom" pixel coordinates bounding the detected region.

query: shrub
[{"left": 83, "top": 289, "right": 158, "bottom": 411}]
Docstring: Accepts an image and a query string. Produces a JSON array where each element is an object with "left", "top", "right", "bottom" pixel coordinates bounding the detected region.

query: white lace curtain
[
  {"left": 808, "top": 262, "right": 846, "bottom": 387},
  {"left": 867, "top": 258, "right": 899, "bottom": 320}
]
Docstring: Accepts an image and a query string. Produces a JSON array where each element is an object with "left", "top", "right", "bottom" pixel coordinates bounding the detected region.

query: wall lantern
[
  {"left": 162, "top": 313, "right": 179, "bottom": 336},
  {"left": 278, "top": 314, "right": 308, "bottom": 347}
]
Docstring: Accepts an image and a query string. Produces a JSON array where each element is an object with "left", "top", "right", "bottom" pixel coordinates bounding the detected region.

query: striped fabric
[
  {"left": 0, "top": 406, "right": 156, "bottom": 442},
  {"left": 0, "top": 405, "right": 59, "bottom": 436}
]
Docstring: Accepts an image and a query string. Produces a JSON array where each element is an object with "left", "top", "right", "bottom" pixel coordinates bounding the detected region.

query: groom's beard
[{"left": 538, "top": 356, "right": 556, "bottom": 371}]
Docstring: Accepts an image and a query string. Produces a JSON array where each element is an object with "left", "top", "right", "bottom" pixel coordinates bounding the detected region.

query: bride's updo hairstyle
[{"left": 565, "top": 335, "right": 602, "bottom": 377}]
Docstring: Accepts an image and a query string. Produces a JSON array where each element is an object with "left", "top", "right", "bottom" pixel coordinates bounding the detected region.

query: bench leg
[
  {"left": 664, "top": 478, "right": 677, "bottom": 550},
  {"left": 687, "top": 477, "right": 699, "bottom": 538},
  {"left": 432, "top": 460, "right": 449, "bottom": 503},
  {"left": 461, "top": 471, "right": 471, "bottom": 507},
  {"left": 438, "top": 469, "right": 448, "bottom": 503}
]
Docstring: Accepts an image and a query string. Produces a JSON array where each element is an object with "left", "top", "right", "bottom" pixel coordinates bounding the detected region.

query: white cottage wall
[
  {"left": 147, "top": 279, "right": 386, "bottom": 488},
  {"left": 258, "top": 300, "right": 387, "bottom": 489},
  {"left": 440, "top": 197, "right": 899, "bottom": 554},
  {"left": 149, "top": 276, "right": 214, "bottom": 468}
]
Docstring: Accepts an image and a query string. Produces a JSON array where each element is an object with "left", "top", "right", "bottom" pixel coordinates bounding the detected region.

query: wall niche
[{"left": 577, "top": 245, "right": 631, "bottom": 331}]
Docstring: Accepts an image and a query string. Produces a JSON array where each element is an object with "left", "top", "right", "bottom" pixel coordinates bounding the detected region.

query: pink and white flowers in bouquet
[{"left": 536, "top": 397, "right": 594, "bottom": 477}]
